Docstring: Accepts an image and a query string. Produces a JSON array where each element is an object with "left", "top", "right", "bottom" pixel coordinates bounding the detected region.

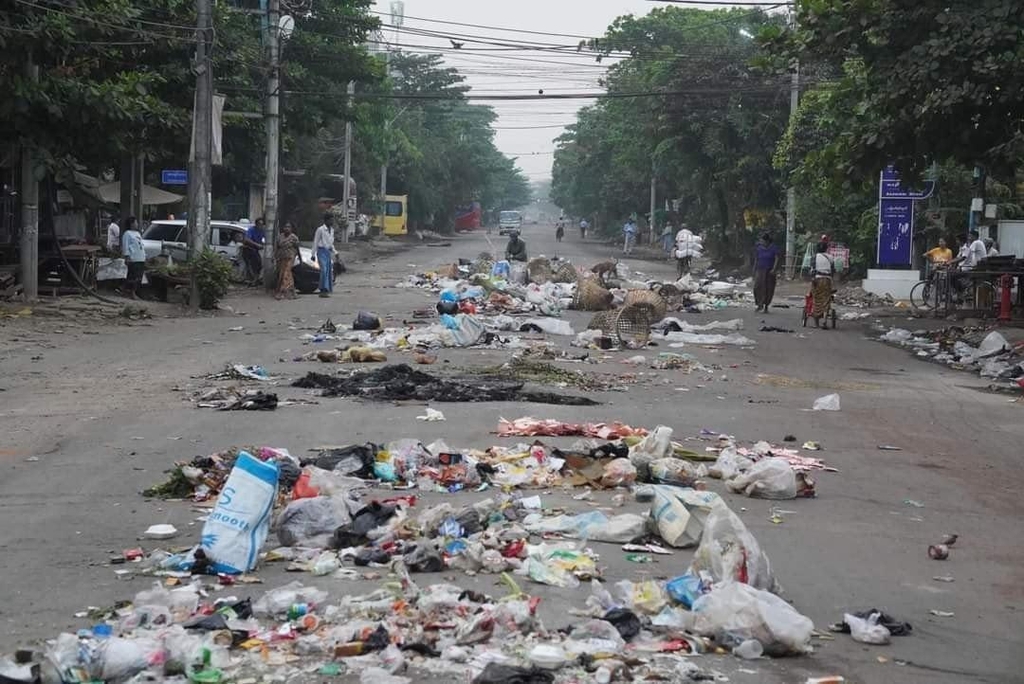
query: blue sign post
[
  {"left": 161, "top": 169, "right": 188, "bottom": 185},
  {"left": 877, "top": 166, "right": 935, "bottom": 266}
]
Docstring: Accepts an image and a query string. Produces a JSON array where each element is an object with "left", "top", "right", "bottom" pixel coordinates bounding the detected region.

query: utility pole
[
  {"left": 784, "top": 22, "right": 800, "bottom": 278},
  {"left": 20, "top": 56, "right": 39, "bottom": 302},
  {"left": 262, "top": 0, "right": 281, "bottom": 286},
  {"left": 649, "top": 173, "right": 657, "bottom": 246},
  {"left": 341, "top": 80, "right": 355, "bottom": 243},
  {"left": 188, "top": 0, "right": 213, "bottom": 312}
]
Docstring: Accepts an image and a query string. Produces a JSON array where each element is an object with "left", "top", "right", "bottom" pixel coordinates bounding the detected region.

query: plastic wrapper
[
  {"left": 726, "top": 457, "right": 798, "bottom": 500},
  {"left": 253, "top": 581, "right": 329, "bottom": 617},
  {"left": 525, "top": 511, "right": 645, "bottom": 544},
  {"left": 600, "top": 458, "right": 637, "bottom": 488},
  {"left": 844, "top": 612, "right": 890, "bottom": 644},
  {"left": 649, "top": 458, "right": 705, "bottom": 487},
  {"left": 692, "top": 581, "right": 814, "bottom": 656},
  {"left": 689, "top": 502, "right": 776, "bottom": 592},
  {"left": 276, "top": 495, "right": 353, "bottom": 547},
  {"left": 629, "top": 426, "right": 673, "bottom": 479},
  {"left": 812, "top": 393, "right": 841, "bottom": 411},
  {"left": 649, "top": 486, "right": 721, "bottom": 548},
  {"left": 614, "top": 579, "right": 667, "bottom": 615},
  {"left": 521, "top": 317, "right": 573, "bottom": 336},
  {"left": 565, "top": 619, "right": 625, "bottom": 656},
  {"left": 708, "top": 446, "right": 753, "bottom": 480}
]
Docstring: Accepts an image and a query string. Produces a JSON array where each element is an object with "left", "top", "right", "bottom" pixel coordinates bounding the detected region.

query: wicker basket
[
  {"left": 527, "top": 257, "right": 553, "bottom": 284},
  {"left": 437, "top": 263, "right": 460, "bottom": 279},
  {"left": 552, "top": 261, "right": 578, "bottom": 284},
  {"left": 623, "top": 289, "right": 668, "bottom": 322},
  {"left": 587, "top": 304, "right": 654, "bottom": 346},
  {"left": 573, "top": 276, "right": 613, "bottom": 311}
]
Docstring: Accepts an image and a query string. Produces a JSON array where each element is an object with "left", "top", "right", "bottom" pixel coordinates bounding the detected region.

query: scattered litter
[
  {"left": 877, "top": 445, "right": 902, "bottom": 451},
  {"left": 416, "top": 408, "right": 446, "bottom": 422},
  {"left": 903, "top": 499, "right": 924, "bottom": 508},
  {"left": 812, "top": 393, "right": 841, "bottom": 411},
  {"left": 928, "top": 610, "right": 955, "bottom": 618},
  {"left": 142, "top": 524, "right": 178, "bottom": 540},
  {"left": 927, "top": 544, "right": 950, "bottom": 560},
  {"left": 932, "top": 575, "right": 955, "bottom": 583},
  {"left": 497, "top": 417, "right": 646, "bottom": 439}
]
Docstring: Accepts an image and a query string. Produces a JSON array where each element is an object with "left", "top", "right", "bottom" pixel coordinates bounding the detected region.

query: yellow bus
[{"left": 371, "top": 195, "right": 408, "bottom": 236}]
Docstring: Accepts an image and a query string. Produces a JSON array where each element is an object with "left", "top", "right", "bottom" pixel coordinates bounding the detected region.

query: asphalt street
[{"left": 1, "top": 225, "right": 1022, "bottom": 683}]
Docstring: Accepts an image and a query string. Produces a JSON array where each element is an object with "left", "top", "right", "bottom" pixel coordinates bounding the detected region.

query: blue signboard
[
  {"left": 877, "top": 198, "right": 914, "bottom": 266},
  {"left": 161, "top": 169, "right": 188, "bottom": 185},
  {"left": 880, "top": 166, "right": 935, "bottom": 200}
]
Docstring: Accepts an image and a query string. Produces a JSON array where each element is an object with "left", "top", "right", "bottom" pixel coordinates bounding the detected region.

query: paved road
[{"left": 1, "top": 225, "right": 1022, "bottom": 683}]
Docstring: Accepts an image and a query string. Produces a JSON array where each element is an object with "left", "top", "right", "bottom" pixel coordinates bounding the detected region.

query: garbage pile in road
[
  {"left": 835, "top": 286, "right": 896, "bottom": 309},
  {"left": 879, "top": 325, "right": 1024, "bottom": 385}
]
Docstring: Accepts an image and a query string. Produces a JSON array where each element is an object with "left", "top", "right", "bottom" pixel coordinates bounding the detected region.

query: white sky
[{"left": 370, "top": 0, "right": 675, "bottom": 185}]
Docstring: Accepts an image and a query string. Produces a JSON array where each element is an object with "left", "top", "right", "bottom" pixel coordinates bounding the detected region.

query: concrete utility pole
[
  {"left": 262, "top": 0, "right": 281, "bottom": 285},
  {"left": 189, "top": 0, "right": 214, "bottom": 312},
  {"left": 20, "top": 57, "right": 39, "bottom": 302},
  {"left": 649, "top": 173, "right": 657, "bottom": 246},
  {"left": 341, "top": 80, "right": 355, "bottom": 243}
]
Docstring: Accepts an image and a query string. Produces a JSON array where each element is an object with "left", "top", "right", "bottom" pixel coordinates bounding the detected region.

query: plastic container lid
[{"left": 143, "top": 524, "right": 179, "bottom": 539}]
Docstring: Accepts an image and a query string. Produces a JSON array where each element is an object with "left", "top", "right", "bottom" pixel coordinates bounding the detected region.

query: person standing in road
[
  {"left": 275, "top": 222, "right": 301, "bottom": 300},
  {"left": 660, "top": 221, "right": 675, "bottom": 257},
  {"left": 242, "top": 217, "right": 266, "bottom": 286},
  {"left": 121, "top": 216, "right": 145, "bottom": 299},
  {"left": 622, "top": 218, "right": 638, "bottom": 255},
  {"left": 923, "top": 237, "right": 953, "bottom": 266},
  {"left": 106, "top": 217, "right": 121, "bottom": 253},
  {"left": 579, "top": 217, "right": 589, "bottom": 239},
  {"left": 753, "top": 232, "right": 780, "bottom": 313},
  {"left": 313, "top": 213, "right": 337, "bottom": 297}
]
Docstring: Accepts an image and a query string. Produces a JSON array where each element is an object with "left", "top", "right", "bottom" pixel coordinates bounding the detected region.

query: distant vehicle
[
  {"left": 371, "top": 195, "right": 409, "bottom": 236},
  {"left": 141, "top": 219, "right": 336, "bottom": 294},
  {"left": 498, "top": 210, "right": 524, "bottom": 235},
  {"left": 454, "top": 202, "right": 483, "bottom": 232}
]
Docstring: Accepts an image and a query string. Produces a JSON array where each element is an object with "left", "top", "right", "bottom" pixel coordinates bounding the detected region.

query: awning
[{"left": 96, "top": 181, "right": 184, "bottom": 206}]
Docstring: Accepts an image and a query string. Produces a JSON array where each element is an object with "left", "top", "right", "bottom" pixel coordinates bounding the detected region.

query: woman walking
[
  {"left": 810, "top": 241, "right": 835, "bottom": 327},
  {"left": 753, "top": 233, "right": 780, "bottom": 313},
  {"left": 275, "top": 222, "right": 301, "bottom": 300}
]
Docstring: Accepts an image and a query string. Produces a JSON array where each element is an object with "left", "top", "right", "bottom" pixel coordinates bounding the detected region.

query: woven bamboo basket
[
  {"left": 552, "top": 261, "right": 578, "bottom": 284},
  {"left": 623, "top": 289, "right": 668, "bottom": 321},
  {"left": 527, "top": 257, "right": 553, "bottom": 284},
  {"left": 573, "top": 276, "right": 613, "bottom": 311},
  {"left": 587, "top": 304, "right": 654, "bottom": 345}
]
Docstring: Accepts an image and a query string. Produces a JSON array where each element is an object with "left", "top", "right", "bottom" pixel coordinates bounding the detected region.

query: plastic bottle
[{"left": 733, "top": 639, "right": 763, "bottom": 660}]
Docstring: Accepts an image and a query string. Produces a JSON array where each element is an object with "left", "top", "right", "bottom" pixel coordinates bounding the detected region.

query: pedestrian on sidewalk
[
  {"left": 106, "top": 217, "right": 120, "bottom": 253},
  {"left": 121, "top": 216, "right": 145, "bottom": 299},
  {"left": 660, "top": 221, "right": 675, "bottom": 257},
  {"left": 275, "top": 222, "right": 301, "bottom": 300},
  {"left": 313, "top": 214, "right": 337, "bottom": 297},
  {"left": 579, "top": 217, "right": 589, "bottom": 239},
  {"left": 242, "top": 218, "right": 266, "bottom": 286},
  {"left": 622, "top": 218, "right": 637, "bottom": 255},
  {"left": 753, "top": 232, "right": 780, "bottom": 313}
]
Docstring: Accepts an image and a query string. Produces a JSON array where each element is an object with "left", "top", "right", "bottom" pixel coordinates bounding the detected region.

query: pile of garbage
[
  {"left": 879, "top": 326, "right": 1024, "bottom": 385},
  {"left": 835, "top": 286, "right": 895, "bottom": 309}
]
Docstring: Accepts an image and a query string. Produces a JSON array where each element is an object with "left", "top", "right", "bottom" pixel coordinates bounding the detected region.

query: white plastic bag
[
  {"left": 600, "top": 458, "right": 637, "bottom": 487},
  {"left": 812, "top": 393, "right": 841, "bottom": 411},
  {"left": 689, "top": 502, "right": 776, "bottom": 592},
  {"left": 629, "top": 426, "right": 673, "bottom": 478},
  {"left": 253, "top": 581, "right": 329, "bottom": 617},
  {"left": 708, "top": 446, "right": 754, "bottom": 480},
  {"left": 450, "top": 315, "right": 485, "bottom": 347},
  {"left": 692, "top": 581, "right": 814, "bottom": 656},
  {"left": 276, "top": 495, "right": 352, "bottom": 547},
  {"left": 649, "top": 457, "right": 706, "bottom": 487},
  {"left": 201, "top": 451, "right": 279, "bottom": 573},
  {"left": 523, "top": 317, "right": 574, "bottom": 336},
  {"left": 727, "top": 457, "right": 798, "bottom": 500},
  {"left": 649, "top": 486, "right": 721, "bottom": 548},
  {"left": 978, "top": 331, "right": 1009, "bottom": 357},
  {"left": 844, "top": 612, "right": 890, "bottom": 645}
]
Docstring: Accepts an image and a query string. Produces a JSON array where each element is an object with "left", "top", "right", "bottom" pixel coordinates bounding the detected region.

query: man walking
[
  {"left": 241, "top": 217, "right": 266, "bottom": 286},
  {"left": 579, "top": 218, "right": 589, "bottom": 240},
  {"left": 313, "top": 213, "right": 337, "bottom": 297},
  {"left": 622, "top": 218, "right": 638, "bottom": 255}
]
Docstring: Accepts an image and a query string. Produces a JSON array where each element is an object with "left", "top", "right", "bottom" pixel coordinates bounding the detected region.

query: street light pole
[
  {"left": 785, "top": 59, "right": 799, "bottom": 278},
  {"left": 341, "top": 80, "right": 355, "bottom": 243},
  {"left": 19, "top": 55, "right": 39, "bottom": 302}
]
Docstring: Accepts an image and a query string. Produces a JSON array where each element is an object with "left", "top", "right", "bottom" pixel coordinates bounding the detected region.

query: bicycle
[{"left": 910, "top": 265, "right": 950, "bottom": 313}]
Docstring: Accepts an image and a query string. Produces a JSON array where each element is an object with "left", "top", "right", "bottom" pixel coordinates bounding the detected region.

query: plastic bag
[
  {"left": 649, "top": 458, "right": 705, "bottom": 487},
  {"left": 93, "top": 637, "right": 157, "bottom": 681},
  {"left": 649, "top": 486, "right": 721, "bottom": 548},
  {"left": 726, "top": 458, "right": 798, "bottom": 500},
  {"left": 708, "top": 446, "right": 753, "bottom": 480},
  {"left": 450, "top": 315, "right": 486, "bottom": 347},
  {"left": 525, "top": 511, "right": 645, "bottom": 544},
  {"left": 978, "top": 331, "right": 1009, "bottom": 357},
  {"left": 253, "top": 581, "right": 329, "bottom": 617},
  {"left": 629, "top": 426, "right": 673, "bottom": 479},
  {"left": 615, "top": 579, "right": 667, "bottom": 615},
  {"left": 600, "top": 458, "right": 637, "bottom": 488},
  {"left": 276, "top": 495, "right": 352, "bottom": 547},
  {"left": 522, "top": 317, "right": 574, "bottom": 336},
  {"left": 689, "top": 502, "right": 776, "bottom": 592},
  {"left": 200, "top": 451, "right": 279, "bottom": 574},
  {"left": 472, "top": 662, "right": 554, "bottom": 684},
  {"left": 666, "top": 573, "right": 707, "bottom": 609},
  {"left": 692, "top": 581, "right": 814, "bottom": 656},
  {"left": 844, "top": 612, "right": 890, "bottom": 644},
  {"left": 812, "top": 393, "right": 841, "bottom": 411}
]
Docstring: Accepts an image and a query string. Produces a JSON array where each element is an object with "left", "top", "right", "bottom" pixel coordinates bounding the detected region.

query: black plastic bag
[
  {"left": 602, "top": 607, "right": 642, "bottom": 640},
  {"left": 472, "top": 663, "right": 555, "bottom": 684},
  {"left": 404, "top": 543, "right": 444, "bottom": 572},
  {"left": 353, "top": 311, "right": 381, "bottom": 331},
  {"left": 303, "top": 444, "right": 378, "bottom": 479},
  {"left": 331, "top": 502, "right": 397, "bottom": 549}
]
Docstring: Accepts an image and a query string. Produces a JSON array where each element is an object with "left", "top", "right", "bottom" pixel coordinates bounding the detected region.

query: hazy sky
[{"left": 370, "top": 0, "right": 674, "bottom": 185}]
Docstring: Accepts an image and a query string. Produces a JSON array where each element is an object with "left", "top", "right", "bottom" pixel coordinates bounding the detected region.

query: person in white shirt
[
  {"left": 963, "top": 230, "right": 987, "bottom": 271},
  {"left": 106, "top": 219, "right": 121, "bottom": 252},
  {"left": 809, "top": 241, "right": 835, "bottom": 327},
  {"left": 985, "top": 238, "right": 999, "bottom": 257},
  {"left": 579, "top": 218, "right": 589, "bottom": 239},
  {"left": 312, "top": 213, "right": 337, "bottom": 297},
  {"left": 120, "top": 217, "right": 145, "bottom": 298}
]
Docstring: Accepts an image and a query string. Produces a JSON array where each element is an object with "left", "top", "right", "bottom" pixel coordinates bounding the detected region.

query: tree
[
  {"left": 552, "top": 6, "right": 790, "bottom": 259},
  {"left": 762, "top": 0, "right": 1024, "bottom": 181}
]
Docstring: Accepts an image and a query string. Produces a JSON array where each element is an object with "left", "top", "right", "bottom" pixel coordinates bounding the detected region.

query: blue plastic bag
[
  {"left": 666, "top": 573, "right": 705, "bottom": 609},
  {"left": 201, "top": 452, "right": 279, "bottom": 574}
]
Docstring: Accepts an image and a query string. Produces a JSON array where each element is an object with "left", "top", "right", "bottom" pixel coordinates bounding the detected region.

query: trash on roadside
[
  {"left": 929, "top": 610, "right": 955, "bottom": 617},
  {"left": 812, "top": 393, "right": 841, "bottom": 411},
  {"left": 842, "top": 612, "right": 891, "bottom": 644},
  {"left": 689, "top": 501, "right": 776, "bottom": 592},
  {"left": 932, "top": 575, "right": 955, "bottom": 582},
  {"left": 877, "top": 445, "right": 902, "bottom": 451},
  {"left": 416, "top": 408, "right": 446, "bottom": 422},
  {"left": 143, "top": 524, "right": 178, "bottom": 540},
  {"left": 497, "top": 417, "right": 647, "bottom": 439},
  {"left": 353, "top": 311, "right": 382, "bottom": 331},
  {"left": 691, "top": 581, "right": 814, "bottom": 655},
  {"left": 830, "top": 609, "right": 911, "bottom": 641},
  {"left": 927, "top": 544, "right": 950, "bottom": 560},
  {"left": 649, "top": 486, "right": 721, "bottom": 548}
]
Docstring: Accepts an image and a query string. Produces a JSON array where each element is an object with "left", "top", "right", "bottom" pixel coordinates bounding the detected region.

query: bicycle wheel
[
  {"left": 975, "top": 281, "right": 997, "bottom": 314},
  {"left": 910, "top": 280, "right": 935, "bottom": 311}
]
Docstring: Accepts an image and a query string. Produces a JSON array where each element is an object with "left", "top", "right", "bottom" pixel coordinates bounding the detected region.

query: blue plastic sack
[
  {"left": 666, "top": 573, "right": 705, "bottom": 609},
  {"left": 491, "top": 261, "right": 511, "bottom": 279},
  {"left": 200, "top": 452, "right": 279, "bottom": 574},
  {"left": 440, "top": 290, "right": 459, "bottom": 303}
]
